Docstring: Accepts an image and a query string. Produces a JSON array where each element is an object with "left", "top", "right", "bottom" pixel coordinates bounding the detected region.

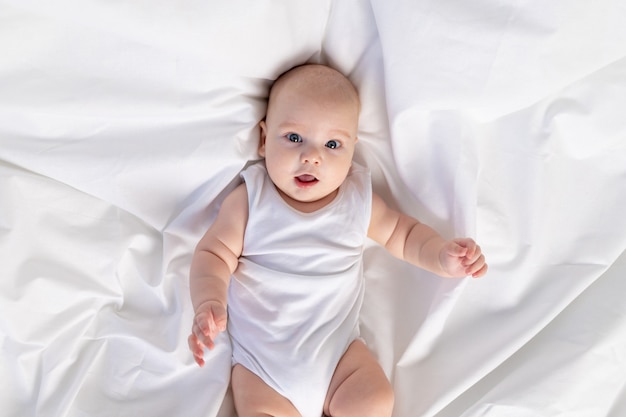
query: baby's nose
[{"left": 301, "top": 146, "right": 322, "bottom": 165}]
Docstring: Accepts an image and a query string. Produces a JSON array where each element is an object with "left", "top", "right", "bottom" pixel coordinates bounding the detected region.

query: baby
[{"left": 188, "top": 64, "right": 487, "bottom": 417}]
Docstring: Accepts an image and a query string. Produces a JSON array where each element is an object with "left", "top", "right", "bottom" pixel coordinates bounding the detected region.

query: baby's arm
[
  {"left": 188, "top": 183, "right": 248, "bottom": 366},
  {"left": 368, "top": 193, "right": 487, "bottom": 278}
]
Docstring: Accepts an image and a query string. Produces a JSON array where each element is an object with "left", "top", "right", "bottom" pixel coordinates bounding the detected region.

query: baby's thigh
[
  {"left": 324, "top": 340, "right": 394, "bottom": 417},
  {"left": 231, "top": 364, "right": 301, "bottom": 417}
]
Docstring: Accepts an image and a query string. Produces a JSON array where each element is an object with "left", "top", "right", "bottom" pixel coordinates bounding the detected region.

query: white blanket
[{"left": 1, "top": 1, "right": 625, "bottom": 416}]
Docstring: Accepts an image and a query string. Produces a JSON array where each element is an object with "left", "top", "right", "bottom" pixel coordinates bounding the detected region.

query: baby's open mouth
[{"left": 295, "top": 174, "right": 318, "bottom": 186}]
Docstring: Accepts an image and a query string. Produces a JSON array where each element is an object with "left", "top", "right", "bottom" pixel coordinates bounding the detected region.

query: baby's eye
[
  {"left": 287, "top": 133, "right": 302, "bottom": 143},
  {"left": 325, "top": 140, "right": 341, "bottom": 149}
]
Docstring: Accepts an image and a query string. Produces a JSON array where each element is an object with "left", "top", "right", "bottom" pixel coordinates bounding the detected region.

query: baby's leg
[
  {"left": 323, "top": 339, "right": 394, "bottom": 417},
  {"left": 231, "top": 364, "right": 301, "bottom": 417}
]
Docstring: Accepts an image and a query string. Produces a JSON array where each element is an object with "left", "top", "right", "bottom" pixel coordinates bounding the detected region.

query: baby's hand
[
  {"left": 188, "top": 300, "right": 228, "bottom": 367},
  {"left": 439, "top": 238, "right": 488, "bottom": 278}
]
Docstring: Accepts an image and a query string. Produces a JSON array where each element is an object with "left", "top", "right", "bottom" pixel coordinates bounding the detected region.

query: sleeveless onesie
[{"left": 228, "top": 161, "right": 372, "bottom": 417}]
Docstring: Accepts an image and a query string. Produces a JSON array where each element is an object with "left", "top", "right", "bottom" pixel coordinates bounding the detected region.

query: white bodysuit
[{"left": 228, "top": 161, "right": 372, "bottom": 417}]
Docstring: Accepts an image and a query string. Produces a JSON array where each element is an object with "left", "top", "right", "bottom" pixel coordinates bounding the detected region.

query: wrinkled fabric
[{"left": 1, "top": 1, "right": 625, "bottom": 416}]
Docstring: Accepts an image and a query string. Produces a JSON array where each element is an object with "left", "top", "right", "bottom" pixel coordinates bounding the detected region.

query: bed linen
[{"left": 1, "top": 1, "right": 625, "bottom": 416}]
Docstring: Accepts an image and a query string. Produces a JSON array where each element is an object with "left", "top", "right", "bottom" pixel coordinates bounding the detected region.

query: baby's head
[{"left": 259, "top": 64, "right": 360, "bottom": 209}]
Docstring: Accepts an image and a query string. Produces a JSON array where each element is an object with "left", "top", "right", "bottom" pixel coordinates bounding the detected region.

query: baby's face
[{"left": 259, "top": 81, "right": 359, "bottom": 209}]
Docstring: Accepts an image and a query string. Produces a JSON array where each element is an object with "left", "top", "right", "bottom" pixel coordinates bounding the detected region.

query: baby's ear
[{"left": 258, "top": 120, "right": 267, "bottom": 157}]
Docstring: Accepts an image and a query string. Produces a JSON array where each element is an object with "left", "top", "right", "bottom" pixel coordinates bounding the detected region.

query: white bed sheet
[{"left": 1, "top": 1, "right": 625, "bottom": 416}]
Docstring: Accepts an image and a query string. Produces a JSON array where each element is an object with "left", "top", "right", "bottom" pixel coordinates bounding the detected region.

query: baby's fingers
[
  {"left": 462, "top": 244, "right": 482, "bottom": 265},
  {"left": 466, "top": 254, "right": 487, "bottom": 278},
  {"left": 472, "top": 263, "right": 488, "bottom": 278},
  {"left": 192, "top": 321, "right": 215, "bottom": 351},
  {"left": 194, "top": 312, "right": 213, "bottom": 336},
  {"left": 188, "top": 333, "right": 207, "bottom": 367}
]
